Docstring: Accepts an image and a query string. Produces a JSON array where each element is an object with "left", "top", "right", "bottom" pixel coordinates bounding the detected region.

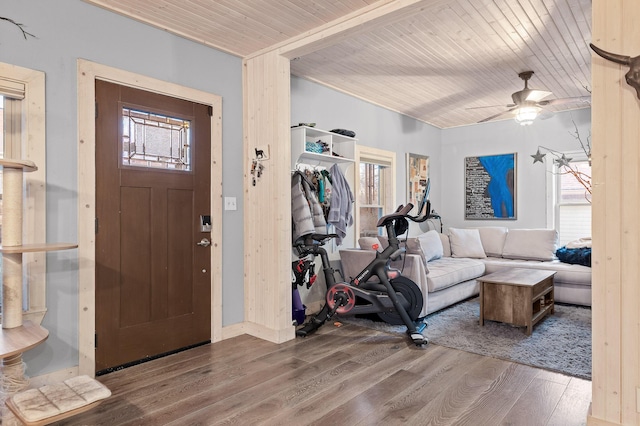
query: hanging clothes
[
  {"left": 327, "top": 163, "right": 353, "bottom": 245},
  {"left": 291, "top": 170, "right": 327, "bottom": 241}
]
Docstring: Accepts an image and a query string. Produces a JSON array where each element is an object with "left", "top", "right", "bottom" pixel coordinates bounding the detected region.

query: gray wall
[
  {"left": 291, "top": 77, "right": 443, "bottom": 214},
  {"left": 441, "top": 108, "right": 592, "bottom": 229},
  {"left": 1, "top": 0, "right": 245, "bottom": 376},
  {"left": 292, "top": 77, "right": 591, "bottom": 233}
]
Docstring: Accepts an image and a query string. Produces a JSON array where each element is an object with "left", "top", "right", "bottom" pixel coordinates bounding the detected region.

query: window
[
  {"left": 553, "top": 154, "right": 592, "bottom": 246},
  {"left": 122, "top": 107, "right": 192, "bottom": 170},
  {"left": 0, "top": 62, "right": 46, "bottom": 324},
  {"left": 356, "top": 146, "right": 396, "bottom": 237}
]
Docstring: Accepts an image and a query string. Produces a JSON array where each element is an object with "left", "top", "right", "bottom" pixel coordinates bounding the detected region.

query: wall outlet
[
  {"left": 224, "top": 197, "right": 237, "bottom": 211},
  {"left": 254, "top": 145, "right": 270, "bottom": 160}
]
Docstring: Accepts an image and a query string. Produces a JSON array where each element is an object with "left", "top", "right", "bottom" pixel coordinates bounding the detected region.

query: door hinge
[
  {"left": 95, "top": 332, "right": 98, "bottom": 348},
  {"left": 208, "top": 105, "right": 213, "bottom": 117},
  {"left": 95, "top": 217, "right": 98, "bottom": 234},
  {"left": 95, "top": 101, "right": 98, "bottom": 119}
]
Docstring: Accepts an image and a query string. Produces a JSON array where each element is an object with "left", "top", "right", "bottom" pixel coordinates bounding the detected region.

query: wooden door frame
[{"left": 77, "top": 59, "right": 223, "bottom": 377}]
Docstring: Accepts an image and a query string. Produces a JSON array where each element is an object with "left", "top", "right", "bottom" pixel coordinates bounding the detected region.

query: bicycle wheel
[{"left": 376, "top": 276, "right": 424, "bottom": 325}]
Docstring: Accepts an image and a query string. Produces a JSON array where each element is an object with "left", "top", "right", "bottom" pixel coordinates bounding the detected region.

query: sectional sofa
[{"left": 339, "top": 227, "right": 592, "bottom": 318}]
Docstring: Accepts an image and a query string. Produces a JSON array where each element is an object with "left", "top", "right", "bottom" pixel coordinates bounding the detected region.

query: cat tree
[{"left": 0, "top": 159, "right": 59, "bottom": 393}]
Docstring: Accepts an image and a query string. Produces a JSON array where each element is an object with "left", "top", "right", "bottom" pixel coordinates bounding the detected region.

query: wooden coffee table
[{"left": 478, "top": 268, "right": 556, "bottom": 335}]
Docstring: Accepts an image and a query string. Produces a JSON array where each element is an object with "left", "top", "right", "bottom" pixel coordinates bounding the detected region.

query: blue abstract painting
[{"left": 465, "top": 153, "right": 516, "bottom": 219}]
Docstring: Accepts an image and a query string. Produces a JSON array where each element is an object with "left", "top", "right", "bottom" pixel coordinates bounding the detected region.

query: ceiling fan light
[{"left": 514, "top": 106, "right": 540, "bottom": 125}]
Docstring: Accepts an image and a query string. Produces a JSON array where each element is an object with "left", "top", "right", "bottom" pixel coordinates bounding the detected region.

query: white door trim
[{"left": 77, "top": 59, "right": 223, "bottom": 376}]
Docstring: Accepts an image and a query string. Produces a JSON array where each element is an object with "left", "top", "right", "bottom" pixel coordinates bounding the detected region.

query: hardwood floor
[{"left": 53, "top": 322, "right": 591, "bottom": 425}]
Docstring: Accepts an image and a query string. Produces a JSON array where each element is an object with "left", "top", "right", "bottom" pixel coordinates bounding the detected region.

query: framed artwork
[
  {"left": 465, "top": 153, "right": 516, "bottom": 220},
  {"left": 406, "top": 153, "right": 429, "bottom": 209}
]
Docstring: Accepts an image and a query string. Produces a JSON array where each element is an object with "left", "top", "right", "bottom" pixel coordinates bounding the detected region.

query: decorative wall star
[
  {"left": 554, "top": 154, "right": 573, "bottom": 168},
  {"left": 531, "top": 149, "right": 546, "bottom": 164}
]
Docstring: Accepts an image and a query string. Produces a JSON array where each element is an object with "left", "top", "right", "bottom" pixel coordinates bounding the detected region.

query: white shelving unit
[
  {"left": 290, "top": 126, "right": 358, "bottom": 311},
  {"left": 291, "top": 126, "right": 356, "bottom": 169}
]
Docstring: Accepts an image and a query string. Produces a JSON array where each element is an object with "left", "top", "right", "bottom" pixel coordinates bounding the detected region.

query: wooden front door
[{"left": 95, "top": 80, "right": 211, "bottom": 372}]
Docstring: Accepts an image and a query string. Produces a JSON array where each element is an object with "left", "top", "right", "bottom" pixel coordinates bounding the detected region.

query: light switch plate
[{"left": 224, "top": 197, "right": 237, "bottom": 211}]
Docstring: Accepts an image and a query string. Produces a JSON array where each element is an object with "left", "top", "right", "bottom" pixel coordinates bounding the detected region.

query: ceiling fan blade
[
  {"left": 525, "top": 89, "right": 552, "bottom": 102},
  {"left": 466, "top": 103, "right": 515, "bottom": 110},
  {"left": 537, "top": 96, "right": 591, "bottom": 107},
  {"left": 477, "top": 107, "right": 518, "bottom": 123}
]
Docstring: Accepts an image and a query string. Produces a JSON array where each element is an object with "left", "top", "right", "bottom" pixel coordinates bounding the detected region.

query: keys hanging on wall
[
  {"left": 250, "top": 145, "right": 269, "bottom": 186},
  {"left": 251, "top": 158, "right": 264, "bottom": 186}
]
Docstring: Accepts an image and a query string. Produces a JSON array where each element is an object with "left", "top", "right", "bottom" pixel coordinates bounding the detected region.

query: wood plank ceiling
[{"left": 83, "top": 0, "right": 592, "bottom": 129}]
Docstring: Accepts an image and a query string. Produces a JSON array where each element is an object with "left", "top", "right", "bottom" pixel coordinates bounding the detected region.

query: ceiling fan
[{"left": 473, "top": 71, "right": 590, "bottom": 125}]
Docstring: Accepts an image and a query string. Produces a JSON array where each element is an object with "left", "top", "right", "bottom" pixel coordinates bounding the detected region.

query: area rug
[{"left": 342, "top": 297, "right": 592, "bottom": 380}]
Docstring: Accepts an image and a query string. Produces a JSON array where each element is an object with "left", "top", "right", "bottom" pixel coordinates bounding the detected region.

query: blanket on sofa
[{"left": 556, "top": 246, "right": 591, "bottom": 267}]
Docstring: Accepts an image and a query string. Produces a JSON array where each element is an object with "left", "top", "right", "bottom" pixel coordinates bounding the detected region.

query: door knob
[{"left": 196, "top": 238, "right": 211, "bottom": 247}]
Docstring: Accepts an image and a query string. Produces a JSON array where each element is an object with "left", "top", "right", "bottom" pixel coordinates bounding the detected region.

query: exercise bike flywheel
[
  {"left": 326, "top": 283, "right": 356, "bottom": 314},
  {"left": 376, "top": 276, "right": 424, "bottom": 325}
]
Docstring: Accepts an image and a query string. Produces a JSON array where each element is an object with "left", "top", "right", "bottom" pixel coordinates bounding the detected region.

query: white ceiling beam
[{"left": 246, "top": 0, "right": 450, "bottom": 60}]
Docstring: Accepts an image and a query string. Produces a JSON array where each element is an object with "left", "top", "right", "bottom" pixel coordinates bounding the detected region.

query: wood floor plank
[
  {"left": 499, "top": 377, "right": 568, "bottom": 425},
  {"left": 119, "top": 357, "right": 310, "bottom": 426},
  {"left": 444, "top": 362, "right": 540, "bottom": 425},
  {"left": 157, "top": 351, "right": 355, "bottom": 425},
  {"left": 97, "top": 334, "right": 275, "bottom": 393},
  {"left": 255, "top": 323, "right": 381, "bottom": 364},
  {"left": 358, "top": 351, "right": 485, "bottom": 425},
  {"left": 356, "top": 347, "right": 500, "bottom": 424},
  {"left": 403, "top": 354, "right": 512, "bottom": 425},
  {"left": 547, "top": 380, "right": 592, "bottom": 426},
  {"left": 51, "top": 324, "right": 591, "bottom": 425},
  {"left": 67, "top": 355, "right": 308, "bottom": 425},
  {"left": 253, "top": 336, "right": 433, "bottom": 425},
  {"left": 307, "top": 369, "right": 422, "bottom": 425}
]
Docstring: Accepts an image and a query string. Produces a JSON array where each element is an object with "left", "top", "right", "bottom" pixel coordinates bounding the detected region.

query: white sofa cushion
[
  {"left": 417, "top": 230, "right": 443, "bottom": 262},
  {"left": 448, "top": 228, "right": 487, "bottom": 259},
  {"left": 439, "top": 233, "right": 451, "bottom": 257},
  {"left": 477, "top": 226, "right": 508, "bottom": 257},
  {"left": 502, "top": 229, "right": 558, "bottom": 261},
  {"left": 482, "top": 257, "right": 591, "bottom": 286},
  {"left": 426, "top": 257, "right": 485, "bottom": 292}
]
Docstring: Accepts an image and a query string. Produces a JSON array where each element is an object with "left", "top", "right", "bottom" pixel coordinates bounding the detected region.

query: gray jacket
[
  {"left": 291, "top": 171, "right": 326, "bottom": 241},
  {"left": 327, "top": 164, "right": 353, "bottom": 245}
]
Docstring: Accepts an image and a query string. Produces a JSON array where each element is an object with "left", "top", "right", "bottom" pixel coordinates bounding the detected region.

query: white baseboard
[{"left": 221, "top": 322, "right": 246, "bottom": 340}]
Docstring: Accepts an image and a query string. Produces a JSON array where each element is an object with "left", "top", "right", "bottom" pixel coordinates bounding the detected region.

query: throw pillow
[
  {"left": 439, "top": 233, "right": 452, "bottom": 257},
  {"left": 502, "top": 229, "right": 558, "bottom": 261},
  {"left": 477, "top": 226, "right": 509, "bottom": 257},
  {"left": 448, "top": 228, "right": 487, "bottom": 259},
  {"left": 378, "top": 236, "right": 427, "bottom": 266},
  {"left": 358, "top": 237, "right": 382, "bottom": 252},
  {"left": 416, "top": 230, "right": 444, "bottom": 262}
]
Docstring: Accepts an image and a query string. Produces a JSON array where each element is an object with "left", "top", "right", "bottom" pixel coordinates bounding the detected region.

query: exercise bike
[{"left": 294, "top": 186, "right": 431, "bottom": 346}]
